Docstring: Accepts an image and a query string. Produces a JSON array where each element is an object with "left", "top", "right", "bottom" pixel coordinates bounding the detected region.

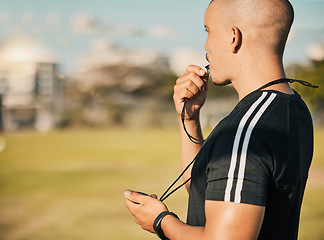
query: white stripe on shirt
[
  {"left": 224, "top": 92, "right": 268, "bottom": 202},
  {"left": 234, "top": 93, "right": 277, "bottom": 203}
]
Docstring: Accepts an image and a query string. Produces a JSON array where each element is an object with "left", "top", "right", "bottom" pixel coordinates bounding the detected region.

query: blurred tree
[
  {"left": 292, "top": 59, "right": 324, "bottom": 113},
  {"left": 63, "top": 62, "right": 179, "bottom": 128},
  {"left": 206, "top": 81, "right": 237, "bottom": 99}
]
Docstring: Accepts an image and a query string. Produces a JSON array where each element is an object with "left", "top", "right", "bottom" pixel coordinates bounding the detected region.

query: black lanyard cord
[
  {"left": 159, "top": 101, "right": 199, "bottom": 202},
  {"left": 255, "top": 77, "right": 318, "bottom": 92},
  {"left": 159, "top": 77, "right": 318, "bottom": 202},
  {"left": 181, "top": 99, "right": 205, "bottom": 145},
  {"left": 289, "top": 79, "right": 318, "bottom": 88},
  {"left": 159, "top": 159, "right": 194, "bottom": 202},
  {"left": 160, "top": 69, "right": 208, "bottom": 201}
]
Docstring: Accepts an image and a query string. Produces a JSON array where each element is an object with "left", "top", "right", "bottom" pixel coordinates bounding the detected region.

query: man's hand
[
  {"left": 173, "top": 65, "right": 208, "bottom": 121},
  {"left": 124, "top": 189, "right": 168, "bottom": 233}
]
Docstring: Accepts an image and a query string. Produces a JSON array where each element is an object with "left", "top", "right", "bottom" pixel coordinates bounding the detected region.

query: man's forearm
[
  {"left": 161, "top": 214, "right": 205, "bottom": 240},
  {"left": 178, "top": 116, "right": 203, "bottom": 191}
]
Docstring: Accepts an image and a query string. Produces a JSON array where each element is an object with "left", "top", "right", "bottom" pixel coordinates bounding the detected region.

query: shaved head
[{"left": 207, "top": 0, "right": 294, "bottom": 57}]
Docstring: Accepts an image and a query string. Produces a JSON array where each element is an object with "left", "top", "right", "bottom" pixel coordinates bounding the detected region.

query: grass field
[{"left": 0, "top": 128, "right": 323, "bottom": 240}]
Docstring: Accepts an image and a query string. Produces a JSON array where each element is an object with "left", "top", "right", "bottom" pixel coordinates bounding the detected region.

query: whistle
[{"left": 203, "top": 64, "right": 210, "bottom": 80}]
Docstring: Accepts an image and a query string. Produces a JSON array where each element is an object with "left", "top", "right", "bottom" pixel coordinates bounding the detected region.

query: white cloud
[
  {"left": 21, "top": 13, "right": 34, "bottom": 26},
  {"left": 306, "top": 42, "right": 324, "bottom": 61},
  {"left": 91, "top": 39, "right": 115, "bottom": 53},
  {"left": 0, "top": 13, "right": 10, "bottom": 26},
  {"left": 147, "top": 25, "right": 178, "bottom": 39},
  {"left": 71, "top": 14, "right": 97, "bottom": 35},
  {"left": 75, "top": 38, "right": 164, "bottom": 72},
  {"left": 46, "top": 13, "right": 61, "bottom": 27},
  {"left": 0, "top": 37, "right": 57, "bottom": 64}
]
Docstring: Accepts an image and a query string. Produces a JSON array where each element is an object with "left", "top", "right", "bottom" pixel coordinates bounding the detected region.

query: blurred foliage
[
  {"left": 58, "top": 56, "right": 324, "bottom": 129},
  {"left": 61, "top": 64, "right": 179, "bottom": 128},
  {"left": 206, "top": 81, "right": 237, "bottom": 99},
  {"left": 60, "top": 61, "right": 239, "bottom": 129},
  {"left": 288, "top": 59, "right": 324, "bottom": 114}
]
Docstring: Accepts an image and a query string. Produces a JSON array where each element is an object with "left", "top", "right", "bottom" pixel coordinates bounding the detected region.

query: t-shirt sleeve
[{"left": 205, "top": 130, "right": 272, "bottom": 206}]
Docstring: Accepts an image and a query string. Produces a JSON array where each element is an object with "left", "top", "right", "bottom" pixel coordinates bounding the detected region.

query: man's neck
[{"left": 231, "top": 56, "right": 293, "bottom": 100}]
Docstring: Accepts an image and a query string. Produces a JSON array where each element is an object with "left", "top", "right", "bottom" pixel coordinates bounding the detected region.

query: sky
[{"left": 0, "top": 0, "right": 323, "bottom": 74}]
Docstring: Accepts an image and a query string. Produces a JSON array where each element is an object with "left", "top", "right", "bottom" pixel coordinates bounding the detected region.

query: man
[{"left": 124, "top": 0, "right": 314, "bottom": 239}]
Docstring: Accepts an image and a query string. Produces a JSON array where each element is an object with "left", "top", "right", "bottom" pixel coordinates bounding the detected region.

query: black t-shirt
[{"left": 187, "top": 90, "right": 314, "bottom": 239}]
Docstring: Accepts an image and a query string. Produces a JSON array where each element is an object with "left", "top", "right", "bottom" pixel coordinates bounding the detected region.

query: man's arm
[
  {"left": 161, "top": 201, "right": 265, "bottom": 240},
  {"left": 173, "top": 65, "right": 208, "bottom": 190},
  {"left": 178, "top": 117, "right": 203, "bottom": 191},
  {"left": 125, "top": 191, "right": 265, "bottom": 240}
]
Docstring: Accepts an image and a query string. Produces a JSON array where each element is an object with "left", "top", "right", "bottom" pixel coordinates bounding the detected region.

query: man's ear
[{"left": 231, "top": 26, "right": 242, "bottom": 53}]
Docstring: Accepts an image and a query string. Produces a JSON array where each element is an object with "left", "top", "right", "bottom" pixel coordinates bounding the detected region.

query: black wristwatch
[{"left": 153, "top": 211, "right": 179, "bottom": 240}]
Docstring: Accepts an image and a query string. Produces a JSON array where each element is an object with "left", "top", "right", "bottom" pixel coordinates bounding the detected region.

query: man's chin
[{"left": 211, "top": 78, "right": 232, "bottom": 86}]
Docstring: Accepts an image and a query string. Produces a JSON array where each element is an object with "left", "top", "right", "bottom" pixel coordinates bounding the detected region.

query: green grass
[{"left": 0, "top": 128, "right": 323, "bottom": 240}]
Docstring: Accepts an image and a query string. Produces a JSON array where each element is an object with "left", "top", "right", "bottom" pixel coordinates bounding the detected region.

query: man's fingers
[
  {"left": 173, "top": 87, "right": 190, "bottom": 102},
  {"left": 150, "top": 194, "right": 158, "bottom": 199},
  {"left": 124, "top": 189, "right": 133, "bottom": 199},
  {"left": 174, "top": 82, "right": 197, "bottom": 100},
  {"left": 124, "top": 189, "right": 155, "bottom": 205},
  {"left": 176, "top": 71, "right": 207, "bottom": 87},
  {"left": 174, "top": 79, "right": 208, "bottom": 104},
  {"left": 175, "top": 72, "right": 206, "bottom": 94},
  {"left": 124, "top": 189, "right": 142, "bottom": 204},
  {"left": 184, "top": 65, "right": 206, "bottom": 77}
]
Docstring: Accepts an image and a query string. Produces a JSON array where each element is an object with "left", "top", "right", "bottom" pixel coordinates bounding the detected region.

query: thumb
[
  {"left": 124, "top": 189, "right": 132, "bottom": 198},
  {"left": 124, "top": 189, "right": 146, "bottom": 204}
]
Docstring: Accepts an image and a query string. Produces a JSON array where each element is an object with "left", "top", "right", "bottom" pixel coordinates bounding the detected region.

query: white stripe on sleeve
[
  {"left": 234, "top": 93, "right": 277, "bottom": 203},
  {"left": 224, "top": 92, "right": 268, "bottom": 202}
]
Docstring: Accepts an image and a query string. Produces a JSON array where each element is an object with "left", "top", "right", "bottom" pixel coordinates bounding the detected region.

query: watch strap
[{"left": 153, "top": 211, "right": 179, "bottom": 240}]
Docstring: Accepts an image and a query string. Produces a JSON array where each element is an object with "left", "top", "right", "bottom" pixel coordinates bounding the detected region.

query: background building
[{"left": 0, "top": 39, "right": 64, "bottom": 132}]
